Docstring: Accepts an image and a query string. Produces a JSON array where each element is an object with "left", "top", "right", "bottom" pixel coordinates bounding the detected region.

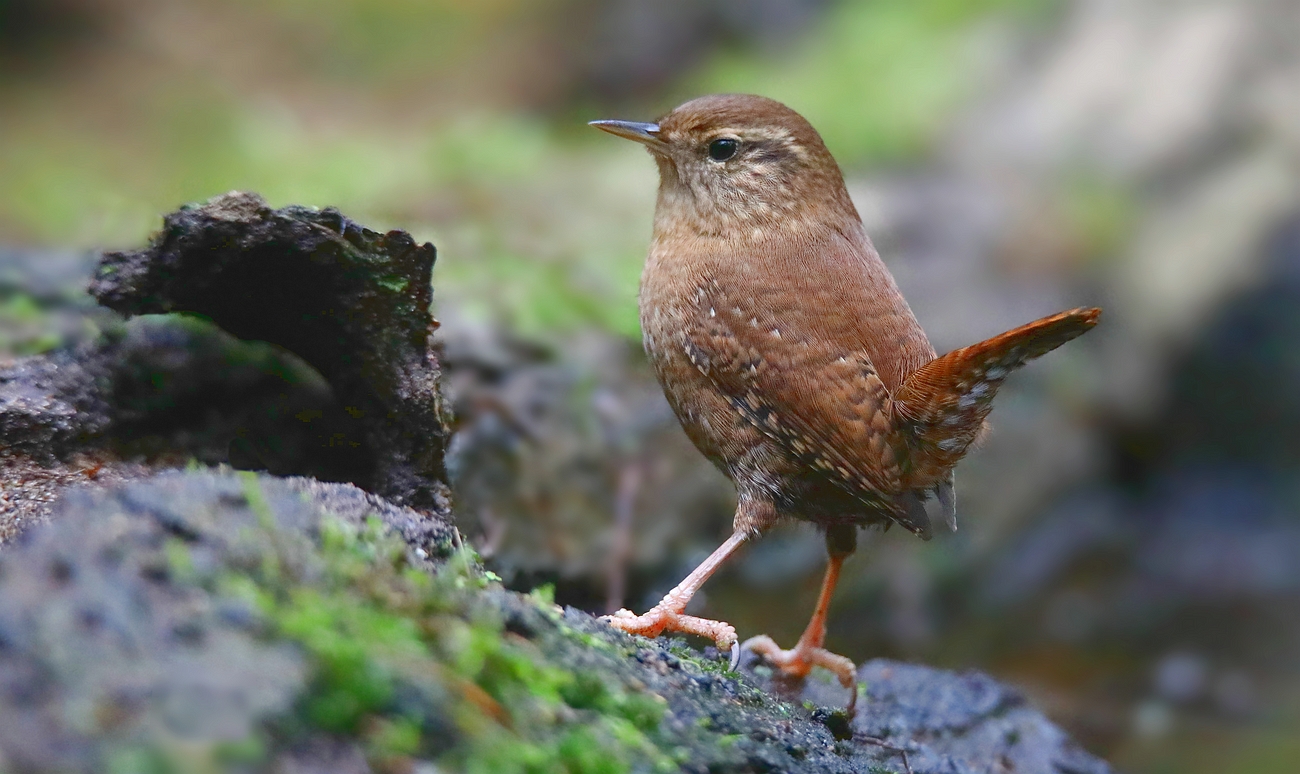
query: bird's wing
[{"left": 681, "top": 274, "right": 929, "bottom": 535}]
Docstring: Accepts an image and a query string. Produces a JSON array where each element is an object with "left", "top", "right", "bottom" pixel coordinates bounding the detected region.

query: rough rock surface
[
  {"left": 0, "top": 346, "right": 110, "bottom": 456},
  {"left": 0, "top": 469, "right": 1111, "bottom": 774},
  {"left": 91, "top": 191, "right": 451, "bottom": 511},
  {"left": 0, "top": 450, "right": 152, "bottom": 542},
  {"left": 750, "top": 657, "right": 1111, "bottom": 774},
  {"left": 2, "top": 193, "right": 453, "bottom": 537},
  {"left": 0, "top": 471, "right": 456, "bottom": 773}
]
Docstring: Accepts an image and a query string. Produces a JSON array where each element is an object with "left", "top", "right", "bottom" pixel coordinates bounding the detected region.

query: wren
[{"left": 591, "top": 94, "right": 1099, "bottom": 707}]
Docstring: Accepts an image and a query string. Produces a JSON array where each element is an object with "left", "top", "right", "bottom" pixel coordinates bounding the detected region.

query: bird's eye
[{"left": 707, "top": 138, "right": 739, "bottom": 162}]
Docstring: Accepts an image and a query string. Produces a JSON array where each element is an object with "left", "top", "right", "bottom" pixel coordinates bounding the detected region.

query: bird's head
[{"left": 591, "top": 94, "right": 858, "bottom": 238}]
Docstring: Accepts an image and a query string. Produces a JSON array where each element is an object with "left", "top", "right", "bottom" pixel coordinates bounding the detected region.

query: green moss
[
  {"left": 365, "top": 716, "right": 423, "bottom": 759},
  {"left": 376, "top": 275, "right": 410, "bottom": 293},
  {"left": 82, "top": 474, "right": 855, "bottom": 772},
  {"left": 615, "top": 692, "right": 668, "bottom": 734},
  {"left": 162, "top": 537, "right": 196, "bottom": 583},
  {"left": 665, "top": 639, "right": 739, "bottom": 681},
  {"left": 180, "top": 480, "right": 680, "bottom": 771},
  {"left": 214, "top": 736, "right": 268, "bottom": 766},
  {"left": 529, "top": 583, "right": 556, "bottom": 607},
  {"left": 564, "top": 626, "right": 623, "bottom": 655},
  {"left": 0, "top": 293, "right": 63, "bottom": 356},
  {"left": 104, "top": 746, "right": 171, "bottom": 774},
  {"left": 556, "top": 726, "right": 624, "bottom": 774},
  {"left": 0, "top": 293, "right": 46, "bottom": 323}
]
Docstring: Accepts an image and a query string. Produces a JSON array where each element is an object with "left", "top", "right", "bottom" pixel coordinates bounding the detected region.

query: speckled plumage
[
  {"left": 636, "top": 95, "right": 1098, "bottom": 539},
  {"left": 592, "top": 94, "right": 1099, "bottom": 698}
]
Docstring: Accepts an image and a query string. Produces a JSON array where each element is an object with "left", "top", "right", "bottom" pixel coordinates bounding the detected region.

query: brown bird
[{"left": 590, "top": 94, "right": 1099, "bottom": 704}]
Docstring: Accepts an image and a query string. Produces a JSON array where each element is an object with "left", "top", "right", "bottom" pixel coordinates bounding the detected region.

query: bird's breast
[{"left": 639, "top": 238, "right": 762, "bottom": 474}]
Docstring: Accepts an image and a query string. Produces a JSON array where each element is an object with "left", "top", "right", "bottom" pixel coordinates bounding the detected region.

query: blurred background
[{"left": 3, "top": 0, "right": 1300, "bottom": 771}]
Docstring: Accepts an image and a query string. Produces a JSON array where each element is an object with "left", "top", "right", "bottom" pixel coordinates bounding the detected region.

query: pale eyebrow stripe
[{"left": 718, "top": 127, "right": 793, "bottom": 143}]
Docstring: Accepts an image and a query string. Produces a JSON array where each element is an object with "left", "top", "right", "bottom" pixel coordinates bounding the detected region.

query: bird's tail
[{"left": 892, "top": 307, "right": 1100, "bottom": 488}]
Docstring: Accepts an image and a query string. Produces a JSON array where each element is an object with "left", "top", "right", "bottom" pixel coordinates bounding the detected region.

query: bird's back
[{"left": 646, "top": 220, "right": 933, "bottom": 385}]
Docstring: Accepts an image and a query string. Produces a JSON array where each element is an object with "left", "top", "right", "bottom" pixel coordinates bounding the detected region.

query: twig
[
  {"left": 856, "top": 735, "right": 913, "bottom": 774},
  {"left": 604, "top": 459, "right": 643, "bottom": 613}
]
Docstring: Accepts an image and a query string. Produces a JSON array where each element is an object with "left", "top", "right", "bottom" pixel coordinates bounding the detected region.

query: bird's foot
[
  {"left": 604, "top": 606, "right": 740, "bottom": 668},
  {"left": 743, "top": 634, "right": 858, "bottom": 711}
]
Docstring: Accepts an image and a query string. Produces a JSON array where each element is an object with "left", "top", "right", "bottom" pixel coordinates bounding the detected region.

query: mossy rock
[{"left": 0, "top": 470, "right": 1111, "bottom": 773}]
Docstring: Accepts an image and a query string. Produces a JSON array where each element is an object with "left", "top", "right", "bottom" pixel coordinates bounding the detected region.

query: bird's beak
[{"left": 589, "top": 119, "right": 663, "bottom": 149}]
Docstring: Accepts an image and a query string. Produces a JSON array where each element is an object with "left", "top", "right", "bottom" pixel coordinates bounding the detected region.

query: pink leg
[
  {"left": 744, "top": 549, "right": 858, "bottom": 709},
  {"left": 604, "top": 530, "right": 749, "bottom": 664}
]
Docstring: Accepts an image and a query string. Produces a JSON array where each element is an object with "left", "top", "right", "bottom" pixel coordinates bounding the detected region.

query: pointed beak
[{"left": 589, "top": 119, "right": 663, "bottom": 148}]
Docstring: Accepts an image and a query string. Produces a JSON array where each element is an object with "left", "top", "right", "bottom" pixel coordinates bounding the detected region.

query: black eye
[{"left": 707, "top": 138, "right": 739, "bottom": 162}]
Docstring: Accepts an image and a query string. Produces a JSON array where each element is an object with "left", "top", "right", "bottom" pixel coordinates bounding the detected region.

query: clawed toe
[
  {"left": 742, "top": 634, "right": 857, "bottom": 689},
  {"left": 601, "top": 605, "right": 738, "bottom": 654}
]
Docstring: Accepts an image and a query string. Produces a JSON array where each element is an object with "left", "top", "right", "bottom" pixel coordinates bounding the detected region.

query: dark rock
[
  {"left": 0, "top": 470, "right": 455, "bottom": 773},
  {"left": 102, "top": 316, "right": 360, "bottom": 477},
  {"left": 90, "top": 191, "right": 451, "bottom": 511},
  {"left": 441, "top": 321, "right": 734, "bottom": 608},
  {"left": 0, "top": 349, "right": 109, "bottom": 454},
  {"left": 741, "top": 652, "right": 1114, "bottom": 774},
  {"left": 3, "top": 192, "right": 452, "bottom": 528},
  {"left": 278, "top": 475, "right": 458, "bottom": 565},
  {"left": 0, "top": 314, "right": 382, "bottom": 537},
  {"left": 0, "top": 472, "right": 307, "bottom": 772},
  {"left": 0, "top": 468, "right": 1109, "bottom": 773}
]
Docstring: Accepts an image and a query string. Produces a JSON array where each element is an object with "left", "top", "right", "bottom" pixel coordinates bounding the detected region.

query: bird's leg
[
  {"left": 743, "top": 525, "right": 858, "bottom": 707},
  {"left": 604, "top": 530, "right": 749, "bottom": 664},
  {"left": 743, "top": 552, "right": 856, "bottom": 685}
]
